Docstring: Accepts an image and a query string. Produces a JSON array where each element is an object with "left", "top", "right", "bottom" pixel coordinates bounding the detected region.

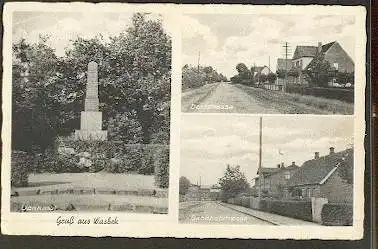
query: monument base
[
  {"left": 74, "top": 130, "right": 108, "bottom": 141},
  {"left": 80, "top": 111, "right": 102, "bottom": 130}
]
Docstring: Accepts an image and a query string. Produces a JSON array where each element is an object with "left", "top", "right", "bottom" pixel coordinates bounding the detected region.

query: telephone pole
[
  {"left": 197, "top": 51, "right": 200, "bottom": 73},
  {"left": 258, "top": 116, "right": 262, "bottom": 199},
  {"left": 282, "top": 42, "right": 290, "bottom": 92}
]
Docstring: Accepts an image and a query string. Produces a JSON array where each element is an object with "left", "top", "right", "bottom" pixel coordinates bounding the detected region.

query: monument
[{"left": 75, "top": 61, "right": 107, "bottom": 141}]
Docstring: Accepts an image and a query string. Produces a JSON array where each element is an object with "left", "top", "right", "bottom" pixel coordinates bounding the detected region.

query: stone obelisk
[{"left": 75, "top": 61, "right": 107, "bottom": 141}]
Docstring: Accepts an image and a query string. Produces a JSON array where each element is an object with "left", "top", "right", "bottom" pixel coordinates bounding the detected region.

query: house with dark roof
[
  {"left": 253, "top": 162, "right": 300, "bottom": 198},
  {"left": 289, "top": 41, "right": 354, "bottom": 85},
  {"left": 287, "top": 147, "right": 353, "bottom": 203}
]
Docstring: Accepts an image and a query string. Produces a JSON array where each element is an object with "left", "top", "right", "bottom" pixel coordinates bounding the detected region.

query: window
[
  {"left": 308, "top": 188, "right": 312, "bottom": 198},
  {"left": 284, "top": 171, "right": 291, "bottom": 180}
]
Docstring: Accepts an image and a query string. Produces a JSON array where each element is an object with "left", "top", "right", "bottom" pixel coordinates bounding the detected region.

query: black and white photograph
[
  {"left": 179, "top": 115, "right": 354, "bottom": 226},
  {"left": 2, "top": 3, "right": 367, "bottom": 239},
  {"left": 181, "top": 14, "right": 355, "bottom": 114},
  {"left": 9, "top": 11, "right": 171, "bottom": 214}
]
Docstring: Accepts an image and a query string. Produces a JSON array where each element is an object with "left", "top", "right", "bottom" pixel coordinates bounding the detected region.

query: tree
[
  {"left": 179, "top": 176, "right": 191, "bottom": 195},
  {"left": 12, "top": 37, "right": 61, "bottom": 153},
  {"left": 218, "top": 164, "right": 250, "bottom": 201},
  {"left": 337, "top": 152, "right": 353, "bottom": 184},
  {"left": 267, "top": 73, "right": 277, "bottom": 84},
  {"left": 233, "top": 63, "right": 253, "bottom": 85},
  {"left": 303, "top": 54, "right": 331, "bottom": 87}
]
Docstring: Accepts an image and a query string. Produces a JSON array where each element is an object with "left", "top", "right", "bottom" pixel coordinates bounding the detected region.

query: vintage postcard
[{"left": 1, "top": 3, "right": 367, "bottom": 239}]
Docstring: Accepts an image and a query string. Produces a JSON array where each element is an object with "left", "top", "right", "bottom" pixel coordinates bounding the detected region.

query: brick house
[
  {"left": 254, "top": 162, "right": 300, "bottom": 198},
  {"left": 287, "top": 147, "right": 353, "bottom": 203},
  {"left": 288, "top": 41, "right": 354, "bottom": 85}
]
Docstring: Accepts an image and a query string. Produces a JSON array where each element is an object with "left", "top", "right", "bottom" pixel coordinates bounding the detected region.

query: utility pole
[
  {"left": 197, "top": 51, "right": 200, "bottom": 73},
  {"left": 283, "top": 42, "right": 290, "bottom": 92},
  {"left": 268, "top": 56, "right": 270, "bottom": 72},
  {"left": 258, "top": 116, "right": 262, "bottom": 199}
]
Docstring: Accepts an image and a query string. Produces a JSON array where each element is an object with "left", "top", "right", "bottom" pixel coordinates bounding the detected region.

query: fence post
[{"left": 311, "top": 197, "right": 328, "bottom": 223}]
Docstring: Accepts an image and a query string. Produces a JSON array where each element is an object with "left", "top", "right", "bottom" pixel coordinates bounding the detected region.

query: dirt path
[{"left": 181, "top": 82, "right": 353, "bottom": 114}]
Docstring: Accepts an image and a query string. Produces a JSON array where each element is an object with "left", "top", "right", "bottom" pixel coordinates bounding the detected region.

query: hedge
[
  {"left": 286, "top": 85, "right": 354, "bottom": 103},
  {"left": 11, "top": 151, "right": 33, "bottom": 187},
  {"left": 33, "top": 138, "right": 170, "bottom": 188},
  {"left": 321, "top": 203, "right": 353, "bottom": 226},
  {"left": 229, "top": 197, "right": 312, "bottom": 222},
  {"left": 262, "top": 199, "right": 313, "bottom": 222}
]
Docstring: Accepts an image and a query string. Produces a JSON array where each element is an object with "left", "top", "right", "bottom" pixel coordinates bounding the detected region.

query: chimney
[
  {"left": 281, "top": 162, "right": 285, "bottom": 168},
  {"left": 315, "top": 152, "right": 320, "bottom": 159},
  {"left": 329, "top": 147, "right": 335, "bottom": 155},
  {"left": 291, "top": 161, "right": 295, "bottom": 166},
  {"left": 317, "top": 42, "right": 322, "bottom": 54}
]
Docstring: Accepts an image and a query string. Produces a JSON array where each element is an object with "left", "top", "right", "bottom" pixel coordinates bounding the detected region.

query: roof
[
  {"left": 288, "top": 148, "right": 353, "bottom": 187},
  {"left": 276, "top": 58, "right": 293, "bottom": 71},
  {"left": 254, "top": 65, "right": 273, "bottom": 74},
  {"left": 292, "top": 42, "right": 337, "bottom": 61},
  {"left": 304, "top": 42, "right": 338, "bottom": 71},
  {"left": 257, "top": 167, "right": 281, "bottom": 175},
  {"left": 292, "top": 46, "right": 318, "bottom": 60},
  {"left": 320, "top": 41, "right": 336, "bottom": 53}
]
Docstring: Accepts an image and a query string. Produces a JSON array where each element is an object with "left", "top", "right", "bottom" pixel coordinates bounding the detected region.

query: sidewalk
[{"left": 219, "top": 202, "right": 321, "bottom": 226}]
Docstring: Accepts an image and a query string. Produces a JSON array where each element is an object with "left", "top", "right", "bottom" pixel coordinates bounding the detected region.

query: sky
[
  {"left": 12, "top": 11, "right": 169, "bottom": 57},
  {"left": 180, "top": 116, "right": 353, "bottom": 186},
  {"left": 182, "top": 14, "right": 356, "bottom": 78}
]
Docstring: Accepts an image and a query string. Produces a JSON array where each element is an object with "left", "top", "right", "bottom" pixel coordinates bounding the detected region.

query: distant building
[
  {"left": 287, "top": 147, "right": 353, "bottom": 203},
  {"left": 253, "top": 65, "right": 274, "bottom": 84},
  {"left": 254, "top": 162, "right": 300, "bottom": 198},
  {"left": 288, "top": 41, "right": 354, "bottom": 85},
  {"left": 184, "top": 184, "right": 221, "bottom": 201}
]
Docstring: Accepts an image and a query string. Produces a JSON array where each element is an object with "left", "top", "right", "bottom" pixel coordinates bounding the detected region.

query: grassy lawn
[
  {"left": 13, "top": 173, "right": 158, "bottom": 192},
  {"left": 11, "top": 173, "right": 168, "bottom": 213}
]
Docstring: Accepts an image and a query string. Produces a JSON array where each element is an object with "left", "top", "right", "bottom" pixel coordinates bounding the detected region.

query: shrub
[
  {"left": 11, "top": 151, "right": 32, "bottom": 187},
  {"left": 321, "top": 203, "right": 353, "bottom": 226},
  {"left": 154, "top": 147, "right": 170, "bottom": 188},
  {"left": 265, "top": 200, "right": 313, "bottom": 222},
  {"left": 43, "top": 153, "right": 84, "bottom": 173}
]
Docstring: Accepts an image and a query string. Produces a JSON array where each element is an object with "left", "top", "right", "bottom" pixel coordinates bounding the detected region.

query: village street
[
  {"left": 179, "top": 201, "right": 321, "bottom": 226},
  {"left": 182, "top": 82, "right": 352, "bottom": 114},
  {"left": 179, "top": 201, "right": 274, "bottom": 225}
]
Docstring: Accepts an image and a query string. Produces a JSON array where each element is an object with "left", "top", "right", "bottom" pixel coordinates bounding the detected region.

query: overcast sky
[
  {"left": 182, "top": 14, "right": 356, "bottom": 78},
  {"left": 12, "top": 11, "right": 169, "bottom": 57},
  {"left": 180, "top": 116, "right": 353, "bottom": 186}
]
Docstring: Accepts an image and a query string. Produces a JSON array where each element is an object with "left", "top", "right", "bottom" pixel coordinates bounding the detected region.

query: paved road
[
  {"left": 179, "top": 201, "right": 274, "bottom": 225},
  {"left": 182, "top": 82, "right": 352, "bottom": 114}
]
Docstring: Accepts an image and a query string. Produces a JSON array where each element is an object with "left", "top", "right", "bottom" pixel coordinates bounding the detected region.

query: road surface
[
  {"left": 179, "top": 201, "right": 275, "bottom": 225},
  {"left": 182, "top": 82, "right": 353, "bottom": 114}
]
